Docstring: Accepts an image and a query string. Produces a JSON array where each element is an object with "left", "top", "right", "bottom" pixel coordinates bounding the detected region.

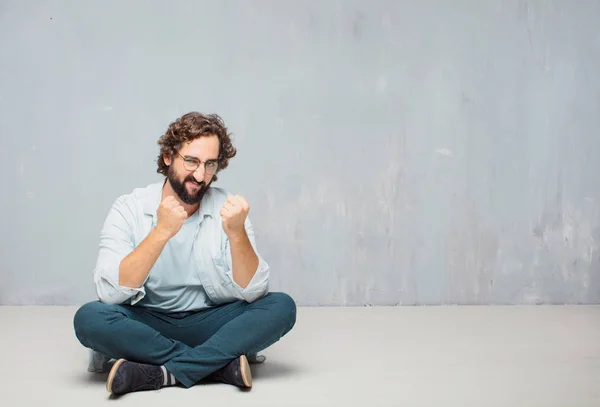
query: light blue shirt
[
  {"left": 92, "top": 181, "right": 270, "bottom": 311},
  {"left": 135, "top": 208, "right": 214, "bottom": 311}
]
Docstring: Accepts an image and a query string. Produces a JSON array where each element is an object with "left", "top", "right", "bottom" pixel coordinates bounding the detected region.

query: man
[{"left": 73, "top": 112, "right": 296, "bottom": 395}]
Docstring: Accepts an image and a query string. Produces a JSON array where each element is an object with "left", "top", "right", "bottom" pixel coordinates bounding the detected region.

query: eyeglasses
[{"left": 178, "top": 154, "right": 219, "bottom": 175}]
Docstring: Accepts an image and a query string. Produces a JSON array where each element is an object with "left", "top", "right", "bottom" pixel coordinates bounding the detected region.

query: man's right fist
[{"left": 156, "top": 196, "right": 188, "bottom": 239}]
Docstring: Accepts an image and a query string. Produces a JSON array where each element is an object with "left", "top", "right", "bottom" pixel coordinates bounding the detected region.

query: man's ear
[{"left": 163, "top": 153, "right": 172, "bottom": 166}]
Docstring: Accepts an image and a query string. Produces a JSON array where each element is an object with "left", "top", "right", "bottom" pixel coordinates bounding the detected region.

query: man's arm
[
  {"left": 118, "top": 227, "right": 171, "bottom": 287},
  {"left": 119, "top": 195, "right": 188, "bottom": 287},
  {"left": 219, "top": 195, "right": 261, "bottom": 289},
  {"left": 94, "top": 197, "right": 143, "bottom": 304},
  {"left": 227, "top": 229, "right": 260, "bottom": 288},
  {"left": 94, "top": 195, "right": 188, "bottom": 304}
]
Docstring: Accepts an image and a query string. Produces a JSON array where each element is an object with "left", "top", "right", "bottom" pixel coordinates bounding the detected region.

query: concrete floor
[{"left": 1, "top": 305, "right": 599, "bottom": 406}]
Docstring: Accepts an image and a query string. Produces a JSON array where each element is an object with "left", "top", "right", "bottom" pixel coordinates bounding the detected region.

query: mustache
[{"left": 185, "top": 177, "right": 204, "bottom": 188}]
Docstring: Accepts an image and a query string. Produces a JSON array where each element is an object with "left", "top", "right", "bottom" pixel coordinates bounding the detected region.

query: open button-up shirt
[{"left": 92, "top": 181, "right": 270, "bottom": 311}]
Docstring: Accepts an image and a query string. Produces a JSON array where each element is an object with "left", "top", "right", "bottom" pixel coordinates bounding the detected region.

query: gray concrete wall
[{"left": 1, "top": 0, "right": 599, "bottom": 306}]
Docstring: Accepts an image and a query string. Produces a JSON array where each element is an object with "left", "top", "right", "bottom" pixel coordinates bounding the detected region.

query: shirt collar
[{"left": 141, "top": 180, "right": 214, "bottom": 221}]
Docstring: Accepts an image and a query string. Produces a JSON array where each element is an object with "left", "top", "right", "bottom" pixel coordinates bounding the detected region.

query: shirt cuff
[
  {"left": 94, "top": 268, "right": 146, "bottom": 305},
  {"left": 219, "top": 245, "right": 269, "bottom": 303}
]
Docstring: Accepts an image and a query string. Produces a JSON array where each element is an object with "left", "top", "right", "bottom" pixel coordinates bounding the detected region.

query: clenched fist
[
  {"left": 156, "top": 196, "right": 188, "bottom": 239},
  {"left": 220, "top": 195, "right": 250, "bottom": 237}
]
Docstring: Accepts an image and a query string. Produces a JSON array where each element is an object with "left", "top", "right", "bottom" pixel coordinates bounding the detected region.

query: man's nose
[{"left": 193, "top": 164, "right": 205, "bottom": 180}]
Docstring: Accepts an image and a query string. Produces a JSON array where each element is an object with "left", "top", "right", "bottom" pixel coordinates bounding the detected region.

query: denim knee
[
  {"left": 73, "top": 301, "right": 113, "bottom": 347},
  {"left": 266, "top": 292, "right": 297, "bottom": 332}
]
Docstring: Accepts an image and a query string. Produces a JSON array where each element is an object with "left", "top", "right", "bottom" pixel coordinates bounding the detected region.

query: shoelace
[{"left": 132, "top": 364, "right": 164, "bottom": 391}]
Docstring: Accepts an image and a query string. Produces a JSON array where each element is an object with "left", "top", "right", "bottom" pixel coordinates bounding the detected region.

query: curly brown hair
[{"left": 156, "top": 112, "right": 236, "bottom": 182}]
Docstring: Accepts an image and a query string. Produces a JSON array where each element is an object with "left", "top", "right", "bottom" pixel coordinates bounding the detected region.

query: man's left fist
[{"left": 220, "top": 195, "right": 250, "bottom": 237}]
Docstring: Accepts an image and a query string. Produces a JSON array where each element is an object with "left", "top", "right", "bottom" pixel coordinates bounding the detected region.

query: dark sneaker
[
  {"left": 106, "top": 359, "right": 165, "bottom": 395},
  {"left": 207, "top": 355, "right": 252, "bottom": 388}
]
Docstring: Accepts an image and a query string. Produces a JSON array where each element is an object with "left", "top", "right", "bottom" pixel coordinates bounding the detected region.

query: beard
[{"left": 167, "top": 166, "right": 211, "bottom": 205}]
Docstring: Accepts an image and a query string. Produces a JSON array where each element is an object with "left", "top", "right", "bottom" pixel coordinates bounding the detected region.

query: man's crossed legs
[{"left": 73, "top": 292, "right": 296, "bottom": 394}]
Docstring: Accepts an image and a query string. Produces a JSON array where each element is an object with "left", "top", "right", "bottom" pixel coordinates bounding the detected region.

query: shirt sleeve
[
  {"left": 93, "top": 196, "right": 146, "bottom": 305},
  {"left": 222, "top": 216, "right": 270, "bottom": 303}
]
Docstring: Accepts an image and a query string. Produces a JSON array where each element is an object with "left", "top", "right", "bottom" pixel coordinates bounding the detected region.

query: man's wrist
[
  {"left": 226, "top": 227, "right": 247, "bottom": 242},
  {"left": 151, "top": 226, "right": 173, "bottom": 243}
]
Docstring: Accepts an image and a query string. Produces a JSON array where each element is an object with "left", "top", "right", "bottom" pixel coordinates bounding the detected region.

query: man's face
[{"left": 164, "top": 135, "right": 220, "bottom": 205}]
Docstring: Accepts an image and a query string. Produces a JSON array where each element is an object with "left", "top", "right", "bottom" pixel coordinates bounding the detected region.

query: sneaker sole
[
  {"left": 240, "top": 355, "right": 252, "bottom": 388},
  {"left": 106, "top": 358, "right": 127, "bottom": 393}
]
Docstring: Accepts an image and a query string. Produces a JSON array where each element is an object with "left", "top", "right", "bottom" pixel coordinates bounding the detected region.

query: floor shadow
[
  {"left": 73, "top": 360, "right": 114, "bottom": 385},
  {"left": 76, "top": 371, "right": 109, "bottom": 384},
  {"left": 251, "top": 360, "right": 302, "bottom": 380}
]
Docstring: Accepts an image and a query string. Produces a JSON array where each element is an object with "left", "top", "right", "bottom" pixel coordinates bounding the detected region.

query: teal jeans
[{"left": 73, "top": 292, "right": 296, "bottom": 388}]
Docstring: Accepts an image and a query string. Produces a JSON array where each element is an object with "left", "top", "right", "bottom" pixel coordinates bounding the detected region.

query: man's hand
[
  {"left": 220, "top": 195, "right": 250, "bottom": 237},
  {"left": 220, "top": 194, "right": 258, "bottom": 289},
  {"left": 156, "top": 196, "right": 188, "bottom": 239}
]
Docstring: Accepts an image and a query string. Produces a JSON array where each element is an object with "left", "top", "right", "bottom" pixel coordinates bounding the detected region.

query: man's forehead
[{"left": 180, "top": 139, "right": 219, "bottom": 160}]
